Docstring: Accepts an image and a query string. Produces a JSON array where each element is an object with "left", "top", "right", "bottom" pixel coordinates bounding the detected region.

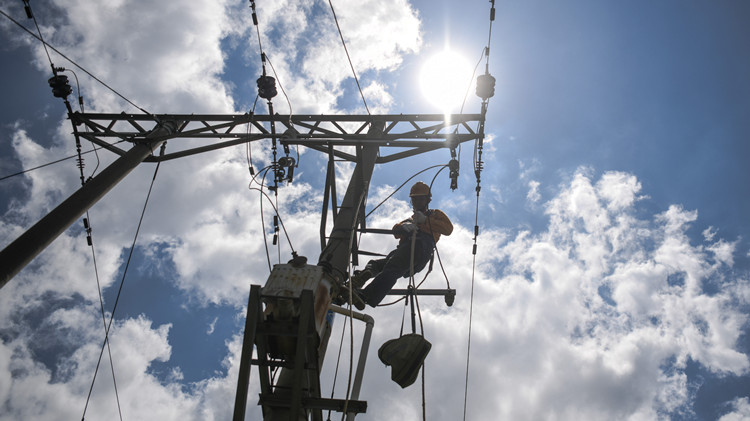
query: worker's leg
[
  {"left": 351, "top": 257, "right": 387, "bottom": 288},
  {"left": 361, "top": 238, "right": 431, "bottom": 306}
]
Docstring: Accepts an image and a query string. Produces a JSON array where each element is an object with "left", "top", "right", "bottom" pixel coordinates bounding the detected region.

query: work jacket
[{"left": 393, "top": 209, "right": 453, "bottom": 243}]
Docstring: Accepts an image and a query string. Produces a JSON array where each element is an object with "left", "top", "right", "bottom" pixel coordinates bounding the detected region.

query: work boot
[
  {"left": 350, "top": 288, "right": 367, "bottom": 311},
  {"left": 333, "top": 284, "right": 367, "bottom": 311},
  {"left": 350, "top": 269, "right": 372, "bottom": 289}
]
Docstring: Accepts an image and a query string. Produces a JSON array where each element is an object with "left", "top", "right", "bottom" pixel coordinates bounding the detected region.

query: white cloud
[
  {"left": 526, "top": 179, "right": 541, "bottom": 203},
  {"left": 1, "top": 1, "right": 748, "bottom": 420},
  {"left": 719, "top": 397, "right": 750, "bottom": 421},
  {"left": 252, "top": 0, "right": 421, "bottom": 114}
]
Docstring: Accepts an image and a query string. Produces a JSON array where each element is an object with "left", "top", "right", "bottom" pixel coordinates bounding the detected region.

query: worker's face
[{"left": 411, "top": 195, "right": 430, "bottom": 211}]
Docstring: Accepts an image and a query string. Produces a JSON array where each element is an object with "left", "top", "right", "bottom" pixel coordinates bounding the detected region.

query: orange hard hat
[{"left": 409, "top": 181, "right": 431, "bottom": 198}]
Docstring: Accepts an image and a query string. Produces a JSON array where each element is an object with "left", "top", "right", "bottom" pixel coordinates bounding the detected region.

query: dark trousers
[{"left": 361, "top": 233, "right": 434, "bottom": 306}]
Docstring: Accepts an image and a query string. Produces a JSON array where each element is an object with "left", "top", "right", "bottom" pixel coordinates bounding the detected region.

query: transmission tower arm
[{"left": 70, "top": 112, "right": 483, "bottom": 162}]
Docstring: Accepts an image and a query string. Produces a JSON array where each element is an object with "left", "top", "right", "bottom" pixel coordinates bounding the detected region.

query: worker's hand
[
  {"left": 401, "top": 223, "right": 417, "bottom": 233},
  {"left": 412, "top": 211, "right": 427, "bottom": 224}
]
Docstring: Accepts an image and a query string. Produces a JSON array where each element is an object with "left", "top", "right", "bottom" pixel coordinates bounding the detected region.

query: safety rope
[{"left": 81, "top": 143, "right": 165, "bottom": 420}]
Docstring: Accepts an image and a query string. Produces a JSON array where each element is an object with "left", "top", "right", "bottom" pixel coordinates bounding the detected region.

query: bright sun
[{"left": 419, "top": 49, "right": 474, "bottom": 113}]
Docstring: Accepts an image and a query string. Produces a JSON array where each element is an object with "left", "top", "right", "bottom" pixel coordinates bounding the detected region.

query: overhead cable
[
  {"left": 0, "top": 142, "right": 124, "bottom": 182},
  {"left": 81, "top": 143, "right": 166, "bottom": 421},
  {"left": 327, "top": 0, "right": 370, "bottom": 115},
  {"left": 464, "top": 2, "right": 495, "bottom": 420},
  {"left": 0, "top": 8, "right": 151, "bottom": 115}
]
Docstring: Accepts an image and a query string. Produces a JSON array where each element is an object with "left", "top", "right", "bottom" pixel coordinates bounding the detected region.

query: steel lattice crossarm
[{"left": 70, "top": 112, "right": 485, "bottom": 163}]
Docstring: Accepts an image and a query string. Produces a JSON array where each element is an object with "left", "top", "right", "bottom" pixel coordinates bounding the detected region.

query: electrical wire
[
  {"left": 264, "top": 54, "right": 301, "bottom": 169},
  {"left": 0, "top": 8, "right": 151, "bottom": 115},
  {"left": 251, "top": 167, "right": 274, "bottom": 272},
  {"left": 64, "top": 67, "right": 102, "bottom": 178},
  {"left": 462, "top": 193, "right": 481, "bottom": 421},
  {"left": 265, "top": 55, "right": 293, "bottom": 119},
  {"left": 81, "top": 144, "right": 165, "bottom": 420},
  {"left": 84, "top": 212, "right": 124, "bottom": 421},
  {"left": 365, "top": 164, "right": 446, "bottom": 218},
  {"left": 326, "top": 312, "right": 349, "bottom": 421},
  {"left": 327, "top": 0, "right": 370, "bottom": 115},
  {"left": 248, "top": 186, "right": 297, "bottom": 265},
  {"left": 463, "top": 4, "right": 495, "bottom": 418},
  {"left": 0, "top": 142, "right": 127, "bottom": 182},
  {"left": 21, "top": 0, "right": 54, "bottom": 74}
]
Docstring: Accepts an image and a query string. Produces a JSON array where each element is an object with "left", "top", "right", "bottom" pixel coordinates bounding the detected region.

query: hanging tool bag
[{"left": 377, "top": 333, "right": 432, "bottom": 388}]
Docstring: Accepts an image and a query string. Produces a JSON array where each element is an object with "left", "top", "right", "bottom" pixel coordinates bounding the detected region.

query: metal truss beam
[{"left": 70, "top": 112, "right": 484, "bottom": 163}]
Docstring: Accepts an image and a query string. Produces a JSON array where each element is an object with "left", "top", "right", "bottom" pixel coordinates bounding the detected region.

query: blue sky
[{"left": 1, "top": 0, "right": 749, "bottom": 420}]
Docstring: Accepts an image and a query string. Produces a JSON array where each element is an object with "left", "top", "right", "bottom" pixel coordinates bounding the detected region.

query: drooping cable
[
  {"left": 0, "top": 143, "right": 123, "bottom": 182},
  {"left": 264, "top": 54, "right": 301, "bottom": 168},
  {"left": 248, "top": 187, "right": 298, "bottom": 269},
  {"left": 250, "top": 166, "right": 274, "bottom": 272},
  {"left": 83, "top": 212, "right": 124, "bottom": 421},
  {"left": 327, "top": 0, "right": 370, "bottom": 115},
  {"left": 81, "top": 144, "right": 165, "bottom": 421},
  {"left": 64, "top": 67, "right": 102, "bottom": 178},
  {"left": 0, "top": 8, "right": 151, "bottom": 115},
  {"left": 264, "top": 55, "right": 293, "bottom": 119},
  {"left": 365, "top": 164, "right": 445, "bottom": 218},
  {"left": 69, "top": 78, "right": 122, "bottom": 418}
]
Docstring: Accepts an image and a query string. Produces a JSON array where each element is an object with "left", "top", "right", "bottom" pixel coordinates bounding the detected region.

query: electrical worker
[{"left": 347, "top": 181, "right": 453, "bottom": 310}]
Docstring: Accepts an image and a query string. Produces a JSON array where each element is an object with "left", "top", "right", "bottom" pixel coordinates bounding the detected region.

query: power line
[
  {"left": 0, "top": 8, "right": 151, "bottom": 115},
  {"left": 81, "top": 144, "right": 165, "bottom": 421},
  {"left": 327, "top": 0, "right": 370, "bottom": 115},
  {"left": 0, "top": 143, "right": 124, "bottom": 182}
]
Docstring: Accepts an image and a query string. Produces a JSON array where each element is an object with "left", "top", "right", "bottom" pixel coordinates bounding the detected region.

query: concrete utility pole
[
  {"left": 1, "top": 111, "right": 485, "bottom": 420},
  {"left": 0, "top": 120, "right": 181, "bottom": 288}
]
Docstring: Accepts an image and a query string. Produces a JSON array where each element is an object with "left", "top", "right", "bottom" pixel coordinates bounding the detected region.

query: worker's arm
[
  {"left": 392, "top": 219, "right": 415, "bottom": 239},
  {"left": 422, "top": 209, "right": 453, "bottom": 236}
]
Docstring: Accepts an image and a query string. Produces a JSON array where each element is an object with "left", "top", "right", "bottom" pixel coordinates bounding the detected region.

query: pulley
[
  {"left": 475, "top": 73, "right": 496, "bottom": 100},
  {"left": 257, "top": 75, "right": 277, "bottom": 100},
  {"left": 48, "top": 74, "right": 72, "bottom": 99}
]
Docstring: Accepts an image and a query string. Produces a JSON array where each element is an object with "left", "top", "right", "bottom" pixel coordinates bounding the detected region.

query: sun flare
[{"left": 419, "top": 49, "right": 474, "bottom": 113}]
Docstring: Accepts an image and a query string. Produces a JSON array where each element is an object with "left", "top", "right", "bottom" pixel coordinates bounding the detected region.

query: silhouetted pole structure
[{"left": 0, "top": 120, "right": 180, "bottom": 288}]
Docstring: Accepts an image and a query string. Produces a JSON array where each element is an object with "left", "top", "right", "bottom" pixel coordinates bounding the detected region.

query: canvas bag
[{"left": 377, "top": 333, "right": 432, "bottom": 388}]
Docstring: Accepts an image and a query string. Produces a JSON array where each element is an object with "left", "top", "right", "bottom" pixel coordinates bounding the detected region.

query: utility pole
[
  {"left": 0, "top": 110, "right": 485, "bottom": 420},
  {"left": 0, "top": 119, "right": 181, "bottom": 288}
]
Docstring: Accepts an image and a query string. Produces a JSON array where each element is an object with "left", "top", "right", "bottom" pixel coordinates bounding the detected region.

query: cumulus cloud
[
  {"left": 1, "top": 1, "right": 748, "bottom": 420},
  {"left": 353, "top": 169, "right": 749, "bottom": 420},
  {"left": 252, "top": 0, "right": 421, "bottom": 114},
  {"left": 719, "top": 397, "right": 750, "bottom": 421}
]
